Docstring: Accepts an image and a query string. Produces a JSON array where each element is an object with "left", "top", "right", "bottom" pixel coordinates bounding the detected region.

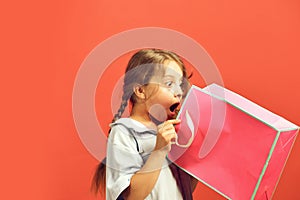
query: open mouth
[{"left": 169, "top": 102, "right": 180, "bottom": 113}]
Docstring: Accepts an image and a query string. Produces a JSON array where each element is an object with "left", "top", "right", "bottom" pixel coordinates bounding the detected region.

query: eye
[
  {"left": 164, "top": 80, "right": 174, "bottom": 87},
  {"left": 179, "top": 80, "right": 183, "bottom": 87}
]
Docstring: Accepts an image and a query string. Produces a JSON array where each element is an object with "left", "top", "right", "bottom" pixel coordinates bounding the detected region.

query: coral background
[{"left": 1, "top": 0, "right": 299, "bottom": 199}]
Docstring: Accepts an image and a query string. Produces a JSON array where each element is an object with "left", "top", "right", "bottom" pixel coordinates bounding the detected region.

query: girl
[{"left": 92, "top": 49, "right": 197, "bottom": 200}]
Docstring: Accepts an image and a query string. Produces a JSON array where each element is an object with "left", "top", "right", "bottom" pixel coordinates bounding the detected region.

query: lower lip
[{"left": 169, "top": 110, "right": 176, "bottom": 116}]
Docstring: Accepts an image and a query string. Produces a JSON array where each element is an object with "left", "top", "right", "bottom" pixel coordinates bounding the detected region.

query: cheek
[
  {"left": 148, "top": 104, "right": 168, "bottom": 122},
  {"left": 152, "top": 89, "right": 173, "bottom": 107},
  {"left": 146, "top": 86, "right": 174, "bottom": 104},
  {"left": 159, "top": 87, "right": 174, "bottom": 100}
]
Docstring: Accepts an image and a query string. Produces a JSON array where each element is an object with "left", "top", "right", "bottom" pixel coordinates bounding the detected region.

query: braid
[
  {"left": 112, "top": 88, "right": 132, "bottom": 123},
  {"left": 112, "top": 99, "right": 128, "bottom": 122}
]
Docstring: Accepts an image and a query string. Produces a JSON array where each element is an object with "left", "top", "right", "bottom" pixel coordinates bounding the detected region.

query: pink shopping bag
[{"left": 169, "top": 84, "right": 299, "bottom": 200}]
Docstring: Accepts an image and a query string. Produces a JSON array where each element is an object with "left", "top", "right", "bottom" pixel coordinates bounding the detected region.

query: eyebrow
[
  {"left": 163, "top": 75, "right": 183, "bottom": 80},
  {"left": 163, "top": 74, "right": 183, "bottom": 79}
]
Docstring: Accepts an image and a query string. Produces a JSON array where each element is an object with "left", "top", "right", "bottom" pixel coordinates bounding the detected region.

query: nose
[{"left": 173, "top": 84, "right": 183, "bottom": 99}]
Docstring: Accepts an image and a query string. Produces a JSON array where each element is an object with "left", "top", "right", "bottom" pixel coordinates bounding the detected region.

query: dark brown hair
[{"left": 91, "top": 48, "right": 191, "bottom": 196}]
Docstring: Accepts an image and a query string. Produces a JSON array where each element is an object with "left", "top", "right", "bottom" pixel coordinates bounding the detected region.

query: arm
[
  {"left": 124, "top": 119, "right": 180, "bottom": 200},
  {"left": 125, "top": 149, "right": 166, "bottom": 200}
]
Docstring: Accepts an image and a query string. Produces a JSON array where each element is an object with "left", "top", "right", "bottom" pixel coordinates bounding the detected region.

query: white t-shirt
[{"left": 106, "top": 118, "right": 183, "bottom": 200}]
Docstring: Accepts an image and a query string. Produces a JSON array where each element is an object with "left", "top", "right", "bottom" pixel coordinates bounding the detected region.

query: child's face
[{"left": 145, "top": 60, "right": 183, "bottom": 121}]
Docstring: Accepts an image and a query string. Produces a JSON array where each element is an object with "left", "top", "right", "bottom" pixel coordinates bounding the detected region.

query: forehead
[{"left": 163, "top": 60, "right": 183, "bottom": 78}]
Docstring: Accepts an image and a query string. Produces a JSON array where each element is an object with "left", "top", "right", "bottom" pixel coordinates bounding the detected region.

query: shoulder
[
  {"left": 109, "top": 118, "right": 156, "bottom": 135},
  {"left": 110, "top": 118, "right": 148, "bottom": 131},
  {"left": 107, "top": 118, "right": 141, "bottom": 152},
  {"left": 108, "top": 118, "right": 156, "bottom": 153},
  {"left": 109, "top": 118, "right": 138, "bottom": 138}
]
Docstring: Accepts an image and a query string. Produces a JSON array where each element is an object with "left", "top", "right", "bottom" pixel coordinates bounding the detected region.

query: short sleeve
[{"left": 106, "top": 124, "right": 144, "bottom": 200}]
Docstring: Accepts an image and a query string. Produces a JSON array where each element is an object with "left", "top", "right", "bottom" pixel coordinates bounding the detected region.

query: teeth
[{"left": 170, "top": 103, "right": 180, "bottom": 112}]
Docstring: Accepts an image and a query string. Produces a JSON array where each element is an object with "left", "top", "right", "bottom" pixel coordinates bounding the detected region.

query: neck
[{"left": 130, "top": 104, "right": 157, "bottom": 129}]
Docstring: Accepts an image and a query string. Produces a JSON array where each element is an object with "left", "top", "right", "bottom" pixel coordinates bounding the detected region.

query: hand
[{"left": 154, "top": 119, "right": 181, "bottom": 153}]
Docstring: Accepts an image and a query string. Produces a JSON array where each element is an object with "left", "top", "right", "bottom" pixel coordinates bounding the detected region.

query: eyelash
[
  {"left": 164, "top": 80, "right": 183, "bottom": 88},
  {"left": 165, "top": 81, "right": 174, "bottom": 87}
]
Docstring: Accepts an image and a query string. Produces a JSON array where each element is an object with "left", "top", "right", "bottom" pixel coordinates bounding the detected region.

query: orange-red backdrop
[{"left": 1, "top": 0, "right": 299, "bottom": 199}]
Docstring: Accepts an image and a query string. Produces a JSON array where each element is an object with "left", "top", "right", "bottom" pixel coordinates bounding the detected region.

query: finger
[
  {"left": 157, "top": 123, "right": 172, "bottom": 131},
  {"left": 167, "top": 119, "right": 181, "bottom": 125},
  {"left": 161, "top": 123, "right": 174, "bottom": 131},
  {"left": 158, "top": 119, "right": 181, "bottom": 130},
  {"left": 158, "top": 119, "right": 181, "bottom": 127},
  {"left": 169, "top": 131, "right": 178, "bottom": 143},
  {"left": 161, "top": 129, "right": 176, "bottom": 136},
  {"left": 163, "top": 130, "right": 177, "bottom": 141}
]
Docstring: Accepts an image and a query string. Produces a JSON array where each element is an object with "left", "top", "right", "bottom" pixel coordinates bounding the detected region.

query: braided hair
[{"left": 91, "top": 48, "right": 191, "bottom": 196}]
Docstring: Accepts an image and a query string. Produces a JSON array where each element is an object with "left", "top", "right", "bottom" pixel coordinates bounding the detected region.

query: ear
[{"left": 133, "top": 84, "right": 146, "bottom": 100}]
